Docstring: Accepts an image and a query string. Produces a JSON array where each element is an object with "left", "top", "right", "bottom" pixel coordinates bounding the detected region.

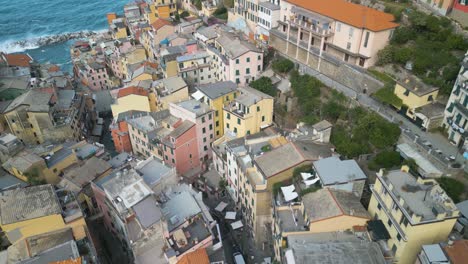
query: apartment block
[
  {"left": 444, "top": 52, "right": 468, "bottom": 148},
  {"left": 149, "top": 0, "right": 177, "bottom": 19},
  {"left": 110, "top": 110, "right": 148, "bottom": 153},
  {"left": 223, "top": 86, "right": 274, "bottom": 138},
  {"left": 177, "top": 51, "right": 215, "bottom": 86},
  {"left": 270, "top": 0, "right": 398, "bottom": 68},
  {"left": 368, "top": 166, "right": 459, "bottom": 264},
  {"left": 111, "top": 86, "right": 151, "bottom": 120},
  {"left": 169, "top": 99, "right": 215, "bottom": 161},
  {"left": 193, "top": 81, "right": 239, "bottom": 138}
]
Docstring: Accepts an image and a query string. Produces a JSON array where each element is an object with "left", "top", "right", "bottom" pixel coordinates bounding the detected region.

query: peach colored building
[
  {"left": 161, "top": 120, "right": 200, "bottom": 176},
  {"left": 110, "top": 110, "right": 147, "bottom": 153},
  {"left": 270, "top": 0, "right": 398, "bottom": 68}
]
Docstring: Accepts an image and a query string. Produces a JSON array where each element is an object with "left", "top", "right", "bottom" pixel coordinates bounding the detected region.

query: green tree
[
  {"left": 374, "top": 86, "right": 403, "bottom": 108},
  {"left": 436, "top": 177, "right": 464, "bottom": 203},
  {"left": 249, "top": 77, "right": 276, "bottom": 97},
  {"left": 194, "top": 0, "right": 202, "bottom": 10},
  {"left": 321, "top": 100, "right": 346, "bottom": 121},
  {"left": 272, "top": 58, "right": 294, "bottom": 74},
  {"left": 218, "top": 178, "right": 228, "bottom": 190},
  {"left": 370, "top": 151, "right": 401, "bottom": 169},
  {"left": 180, "top": 11, "right": 190, "bottom": 18}
]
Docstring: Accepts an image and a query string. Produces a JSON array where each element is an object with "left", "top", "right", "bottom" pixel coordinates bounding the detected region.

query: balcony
[
  {"left": 224, "top": 102, "right": 246, "bottom": 118},
  {"left": 289, "top": 6, "right": 334, "bottom": 37},
  {"left": 290, "top": 18, "right": 334, "bottom": 37}
]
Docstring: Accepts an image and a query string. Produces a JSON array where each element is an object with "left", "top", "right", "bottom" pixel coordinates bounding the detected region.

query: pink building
[
  {"left": 74, "top": 61, "right": 110, "bottom": 90},
  {"left": 161, "top": 120, "right": 201, "bottom": 176},
  {"left": 207, "top": 30, "right": 264, "bottom": 85},
  {"left": 169, "top": 100, "right": 214, "bottom": 163}
]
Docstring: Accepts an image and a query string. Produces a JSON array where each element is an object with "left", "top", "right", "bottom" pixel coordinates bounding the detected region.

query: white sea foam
[{"left": 0, "top": 30, "right": 107, "bottom": 53}]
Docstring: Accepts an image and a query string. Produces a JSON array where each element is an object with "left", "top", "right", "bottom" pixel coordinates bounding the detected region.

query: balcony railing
[{"left": 290, "top": 18, "right": 333, "bottom": 36}]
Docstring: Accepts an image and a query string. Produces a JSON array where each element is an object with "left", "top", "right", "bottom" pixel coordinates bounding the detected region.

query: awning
[
  {"left": 225, "top": 211, "right": 236, "bottom": 220},
  {"left": 191, "top": 90, "right": 204, "bottom": 101},
  {"left": 281, "top": 185, "right": 298, "bottom": 202},
  {"left": 215, "top": 202, "right": 228, "bottom": 212},
  {"left": 304, "top": 177, "right": 320, "bottom": 186},
  {"left": 231, "top": 220, "right": 243, "bottom": 230},
  {"left": 285, "top": 249, "right": 296, "bottom": 264},
  {"left": 301, "top": 172, "right": 313, "bottom": 181}
]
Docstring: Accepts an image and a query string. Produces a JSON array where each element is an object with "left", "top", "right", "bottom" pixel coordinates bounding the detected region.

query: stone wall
[{"left": 270, "top": 33, "right": 384, "bottom": 94}]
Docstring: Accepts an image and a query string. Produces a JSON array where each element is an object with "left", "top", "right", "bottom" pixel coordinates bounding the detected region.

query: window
[
  {"left": 203, "top": 137, "right": 207, "bottom": 143},
  {"left": 428, "top": 95, "right": 434, "bottom": 102},
  {"left": 202, "top": 117, "right": 206, "bottom": 123},
  {"left": 247, "top": 130, "right": 250, "bottom": 135},
  {"left": 359, "top": 58, "right": 365, "bottom": 67},
  {"left": 227, "top": 113, "right": 230, "bottom": 119},
  {"left": 171, "top": 158, "right": 175, "bottom": 164},
  {"left": 258, "top": 55, "right": 261, "bottom": 60},
  {"left": 227, "top": 123, "right": 230, "bottom": 128},
  {"left": 397, "top": 233, "right": 401, "bottom": 241},
  {"left": 346, "top": 42, "right": 351, "bottom": 50},
  {"left": 234, "top": 127, "right": 237, "bottom": 133},
  {"left": 236, "top": 78, "right": 240, "bottom": 84},
  {"left": 165, "top": 155, "right": 168, "bottom": 160},
  {"left": 216, "top": 131, "right": 220, "bottom": 136},
  {"left": 210, "top": 134, "right": 213, "bottom": 139},
  {"left": 247, "top": 57, "right": 250, "bottom": 63},
  {"left": 349, "top": 27, "right": 354, "bottom": 37},
  {"left": 237, "top": 118, "right": 241, "bottom": 125},
  {"left": 364, "top": 31, "right": 370, "bottom": 48},
  {"left": 246, "top": 68, "right": 250, "bottom": 74},
  {"left": 262, "top": 116, "right": 265, "bottom": 122},
  {"left": 336, "top": 23, "right": 341, "bottom": 32},
  {"left": 377, "top": 203, "right": 382, "bottom": 210},
  {"left": 236, "top": 70, "right": 240, "bottom": 76},
  {"left": 236, "top": 59, "right": 239, "bottom": 64},
  {"left": 209, "top": 124, "right": 213, "bottom": 130},
  {"left": 404, "top": 89, "right": 410, "bottom": 96},
  {"left": 387, "top": 219, "right": 392, "bottom": 227},
  {"left": 257, "top": 106, "right": 260, "bottom": 112},
  {"left": 202, "top": 127, "right": 206, "bottom": 133},
  {"left": 204, "top": 146, "right": 208, "bottom": 151},
  {"left": 258, "top": 65, "right": 261, "bottom": 71},
  {"left": 344, "top": 54, "right": 349, "bottom": 62},
  {"left": 216, "top": 111, "right": 219, "bottom": 117},
  {"left": 391, "top": 244, "right": 397, "bottom": 255}
]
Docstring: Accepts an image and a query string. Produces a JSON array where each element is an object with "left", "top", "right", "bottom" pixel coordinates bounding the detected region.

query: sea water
[{"left": 0, "top": 0, "right": 128, "bottom": 72}]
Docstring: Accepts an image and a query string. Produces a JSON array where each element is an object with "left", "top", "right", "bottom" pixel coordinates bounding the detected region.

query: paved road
[{"left": 296, "top": 62, "right": 464, "bottom": 164}]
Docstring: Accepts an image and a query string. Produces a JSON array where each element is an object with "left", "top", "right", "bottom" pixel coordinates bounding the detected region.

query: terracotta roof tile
[
  {"left": 286, "top": 0, "right": 398, "bottom": 31},
  {"left": 117, "top": 86, "right": 149, "bottom": 98},
  {"left": 177, "top": 248, "right": 210, "bottom": 264},
  {"left": 5, "top": 53, "right": 33, "bottom": 67},
  {"left": 444, "top": 240, "right": 468, "bottom": 264},
  {"left": 151, "top": 19, "right": 172, "bottom": 31}
]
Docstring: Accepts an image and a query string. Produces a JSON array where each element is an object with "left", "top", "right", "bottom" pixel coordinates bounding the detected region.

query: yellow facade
[
  {"left": 146, "top": 5, "right": 158, "bottom": 24},
  {"left": 368, "top": 172, "right": 458, "bottom": 264},
  {"left": 203, "top": 91, "right": 238, "bottom": 138},
  {"left": 157, "top": 87, "right": 189, "bottom": 110},
  {"left": 1, "top": 214, "right": 65, "bottom": 242},
  {"left": 111, "top": 94, "right": 151, "bottom": 119},
  {"left": 224, "top": 97, "right": 274, "bottom": 138},
  {"left": 152, "top": 0, "right": 176, "bottom": 19},
  {"left": 122, "top": 47, "right": 147, "bottom": 78},
  {"left": 114, "top": 27, "right": 128, "bottom": 39},
  {"left": 165, "top": 60, "right": 179, "bottom": 78},
  {"left": 393, "top": 83, "right": 439, "bottom": 119},
  {"left": 5, "top": 110, "right": 47, "bottom": 144}
]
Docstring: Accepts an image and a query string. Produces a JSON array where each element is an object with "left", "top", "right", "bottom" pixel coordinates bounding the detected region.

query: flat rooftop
[
  {"left": 277, "top": 207, "right": 306, "bottom": 233},
  {"left": 286, "top": 232, "right": 385, "bottom": 264},
  {"left": 136, "top": 157, "right": 173, "bottom": 187},
  {"left": 382, "top": 169, "right": 458, "bottom": 221},
  {"left": 162, "top": 191, "right": 202, "bottom": 231},
  {"left": 255, "top": 143, "right": 304, "bottom": 178},
  {"left": 313, "top": 156, "right": 367, "bottom": 185},
  {"left": 175, "top": 99, "right": 212, "bottom": 117},
  {"left": 0, "top": 184, "right": 61, "bottom": 225},
  {"left": 195, "top": 81, "right": 237, "bottom": 100}
]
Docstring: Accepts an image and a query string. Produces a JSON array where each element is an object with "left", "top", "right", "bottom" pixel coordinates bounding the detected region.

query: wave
[{"left": 0, "top": 29, "right": 108, "bottom": 54}]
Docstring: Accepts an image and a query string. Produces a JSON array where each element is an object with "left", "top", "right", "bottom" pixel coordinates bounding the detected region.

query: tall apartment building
[
  {"left": 177, "top": 51, "right": 215, "bottom": 86},
  {"left": 223, "top": 86, "right": 274, "bottom": 138},
  {"left": 368, "top": 166, "right": 459, "bottom": 264},
  {"left": 230, "top": 0, "right": 281, "bottom": 38},
  {"left": 444, "top": 52, "right": 468, "bottom": 148},
  {"left": 149, "top": 0, "right": 177, "bottom": 19},
  {"left": 201, "top": 28, "right": 264, "bottom": 85},
  {"left": 269, "top": 0, "right": 398, "bottom": 68},
  {"left": 193, "top": 81, "right": 239, "bottom": 138}
]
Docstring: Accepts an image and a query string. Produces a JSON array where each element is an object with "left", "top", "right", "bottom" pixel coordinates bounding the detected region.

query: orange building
[
  {"left": 106, "top": 13, "right": 117, "bottom": 26},
  {"left": 110, "top": 110, "right": 148, "bottom": 153}
]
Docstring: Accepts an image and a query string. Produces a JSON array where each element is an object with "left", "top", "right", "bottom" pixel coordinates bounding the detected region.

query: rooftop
[
  {"left": 259, "top": 1, "right": 280, "bottom": 10},
  {"left": 443, "top": 240, "right": 468, "bottom": 264},
  {"left": 175, "top": 99, "right": 212, "bottom": 117},
  {"left": 62, "top": 157, "right": 111, "bottom": 188},
  {"left": 176, "top": 51, "right": 210, "bottom": 63},
  {"left": 312, "top": 120, "right": 332, "bottom": 132},
  {"left": 313, "top": 156, "right": 367, "bottom": 185},
  {"left": 396, "top": 71, "right": 439, "bottom": 96},
  {"left": 157, "top": 76, "right": 188, "bottom": 95},
  {"left": 133, "top": 195, "right": 162, "bottom": 229},
  {"left": 101, "top": 169, "right": 152, "bottom": 211},
  {"left": 117, "top": 86, "right": 149, "bottom": 98},
  {"left": 151, "top": 18, "right": 173, "bottom": 31},
  {"left": 416, "top": 102, "right": 445, "bottom": 118},
  {"left": 178, "top": 248, "right": 210, "bottom": 264},
  {"left": 135, "top": 157, "right": 173, "bottom": 188},
  {"left": 20, "top": 240, "right": 80, "bottom": 264},
  {"left": 381, "top": 169, "right": 458, "bottom": 221},
  {"left": 235, "top": 86, "right": 273, "bottom": 107},
  {"left": 421, "top": 244, "right": 448, "bottom": 263},
  {"left": 4, "top": 89, "right": 52, "bottom": 113},
  {"left": 161, "top": 191, "right": 202, "bottom": 231},
  {"left": 216, "top": 31, "right": 261, "bottom": 59},
  {"left": 285, "top": 0, "right": 398, "bottom": 32},
  {"left": 255, "top": 143, "right": 305, "bottom": 178},
  {"left": 116, "top": 110, "right": 148, "bottom": 123},
  {"left": 285, "top": 231, "right": 386, "bottom": 264},
  {"left": 195, "top": 81, "right": 237, "bottom": 99},
  {"left": 0, "top": 170, "right": 27, "bottom": 190},
  {"left": 5, "top": 53, "right": 32, "bottom": 67},
  {"left": 302, "top": 189, "right": 370, "bottom": 222},
  {"left": 0, "top": 184, "right": 62, "bottom": 225},
  {"left": 3, "top": 150, "right": 43, "bottom": 173},
  {"left": 276, "top": 207, "right": 307, "bottom": 233}
]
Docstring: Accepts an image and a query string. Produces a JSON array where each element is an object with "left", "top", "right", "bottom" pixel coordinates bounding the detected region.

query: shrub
[
  {"left": 436, "top": 177, "right": 464, "bottom": 203},
  {"left": 249, "top": 77, "right": 276, "bottom": 97},
  {"left": 272, "top": 58, "right": 294, "bottom": 74}
]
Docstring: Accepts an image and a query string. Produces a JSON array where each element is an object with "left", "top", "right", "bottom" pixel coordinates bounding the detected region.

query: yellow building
[
  {"left": 368, "top": 166, "right": 459, "bottom": 264},
  {"left": 121, "top": 45, "right": 147, "bottom": 79},
  {"left": 2, "top": 150, "right": 53, "bottom": 183},
  {"left": 150, "top": 0, "right": 177, "bottom": 19},
  {"left": 0, "top": 184, "right": 88, "bottom": 244},
  {"left": 272, "top": 189, "right": 370, "bottom": 261},
  {"left": 393, "top": 74, "right": 439, "bottom": 120},
  {"left": 111, "top": 86, "right": 152, "bottom": 119},
  {"left": 194, "top": 81, "right": 238, "bottom": 138},
  {"left": 223, "top": 86, "right": 274, "bottom": 138},
  {"left": 152, "top": 76, "right": 189, "bottom": 110}
]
